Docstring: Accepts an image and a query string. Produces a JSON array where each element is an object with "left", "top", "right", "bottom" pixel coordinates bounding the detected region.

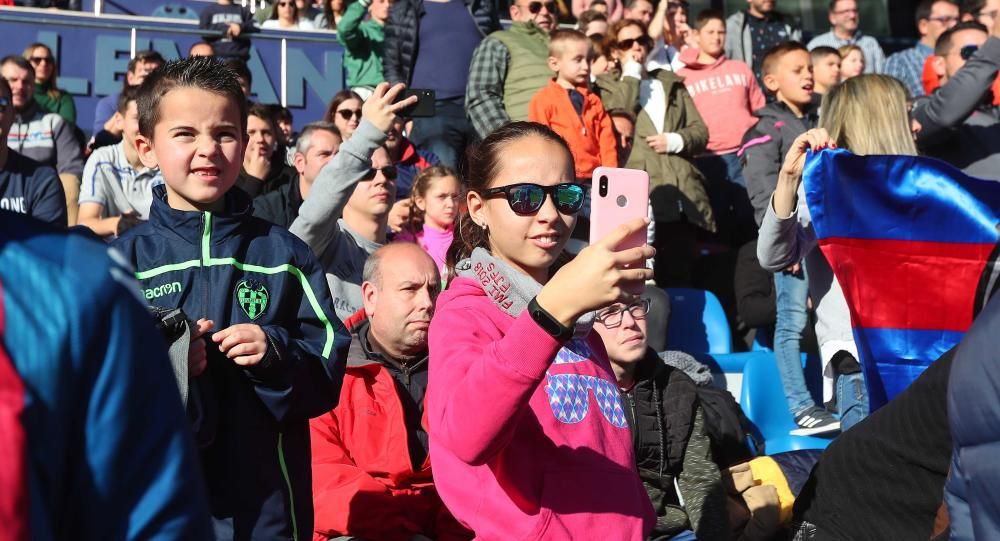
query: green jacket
[
  {"left": 490, "top": 21, "right": 551, "bottom": 122},
  {"left": 34, "top": 80, "right": 76, "bottom": 125},
  {"left": 596, "top": 68, "right": 714, "bottom": 231},
  {"left": 338, "top": 0, "right": 384, "bottom": 88}
]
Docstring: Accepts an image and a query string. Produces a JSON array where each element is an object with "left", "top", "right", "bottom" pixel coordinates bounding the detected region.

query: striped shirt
[
  {"left": 79, "top": 141, "right": 162, "bottom": 219},
  {"left": 807, "top": 30, "right": 886, "bottom": 73},
  {"left": 884, "top": 42, "right": 933, "bottom": 98}
]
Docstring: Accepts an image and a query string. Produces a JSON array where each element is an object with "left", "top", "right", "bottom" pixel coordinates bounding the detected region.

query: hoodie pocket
[{"left": 528, "top": 469, "right": 648, "bottom": 540}]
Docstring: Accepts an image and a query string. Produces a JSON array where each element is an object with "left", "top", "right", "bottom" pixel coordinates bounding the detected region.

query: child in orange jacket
[{"left": 529, "top": 29, "right": 619, "bottom": 180}]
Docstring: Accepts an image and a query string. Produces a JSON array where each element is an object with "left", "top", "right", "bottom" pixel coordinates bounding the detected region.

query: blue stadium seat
[
  {"left": 739, "top": 351, "right": 833, "bottom": 455},
  {"left": 665, "top": 288, "right": 732, "bottom": 354}
]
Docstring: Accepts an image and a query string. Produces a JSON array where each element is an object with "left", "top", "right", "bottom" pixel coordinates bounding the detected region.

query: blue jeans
[
  {"left": 409, "top": 97, "right": 476, "bottom": 170},
  {"left": 836, "top": 370, "right": 869, "bottom": 430},
  {"left": 774, "top": 267, "right": 814, "bottom": 415}
]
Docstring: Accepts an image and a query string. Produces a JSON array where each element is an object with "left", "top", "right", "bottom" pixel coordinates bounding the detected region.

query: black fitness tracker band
[{"left": 528, "top": 297, "right": 574, "bottom": 342}]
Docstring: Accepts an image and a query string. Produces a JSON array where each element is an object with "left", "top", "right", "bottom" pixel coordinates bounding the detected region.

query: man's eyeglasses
[
  {"left": 928, "top": 15, "right": 959, "bottom": 24},
  {"left": 832, "top": 7, "right": 858, "bottom": 15},
  {"left": 521, "top": 1, "right": 556, "bottom": 14},
  {"left": 29, "top": 56, "right": 53, "bottom": 66},
  {"left": 481, "top": 182, "right": 586, "bottom": 215},
  {"left": 336, "top": 108, "right": 362, "bottom": 121},
  {"left": 364, "top": 166, "right": 398, "bottom": 181},
  {"left": 616, "top": 36, "right": 654, "bottom": 51},
  {"left": 596, "top": 299, "right": 650, "bottom": 328}
]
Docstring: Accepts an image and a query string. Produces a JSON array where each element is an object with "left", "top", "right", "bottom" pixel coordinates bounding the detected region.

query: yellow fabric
[{"left": 748, "top": 456, "right": 795, "bottom": 525}]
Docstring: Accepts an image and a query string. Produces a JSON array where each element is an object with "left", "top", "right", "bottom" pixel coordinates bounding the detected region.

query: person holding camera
[{"left": 427, "top": 121, "right": 657, "bottom": 539}]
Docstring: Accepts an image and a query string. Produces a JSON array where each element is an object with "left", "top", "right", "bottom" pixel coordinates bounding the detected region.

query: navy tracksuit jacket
[{"left": 113, "top": 185, "right": 349, "bottom": 540}]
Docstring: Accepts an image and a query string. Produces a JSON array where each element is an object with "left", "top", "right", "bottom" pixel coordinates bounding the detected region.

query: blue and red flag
[{"left": 803, "top": 149, "right": 1000, "bottom": 409}]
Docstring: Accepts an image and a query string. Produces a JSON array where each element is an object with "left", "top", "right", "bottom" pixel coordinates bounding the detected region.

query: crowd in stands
[{"left": 4, "top": 0, "right": 1000, "bottom": 540}]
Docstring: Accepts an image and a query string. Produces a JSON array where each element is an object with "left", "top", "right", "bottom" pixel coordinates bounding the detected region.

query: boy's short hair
[
  {"left": 548, "top": 29, "right": 590, "bottom": 58},
  {"left": 810, "top": 45, "right": 840, "bottom": 63},
  {"left": 116, "top": 84, "right": 141, "bottom": 114},
  {"left": 624, "top": 0, "right": 651, "bottom": 9},
  {"left": 274, "top": 105, "right": 293, "bottom": 124},
  {"left": 694, "top": 8, "right": 725, "bottom": 30},
  {"left": 760, "top": 41, "right": 809, "bottom": 78},
  {"left": 137, "top": 57, "right": 248, "bottom": 138},
  {"left": 589, "top": 0, "right": 607, "bottom": 7},
  {"left": 248, "top": 102, "right": 277, "bottom": 131}
]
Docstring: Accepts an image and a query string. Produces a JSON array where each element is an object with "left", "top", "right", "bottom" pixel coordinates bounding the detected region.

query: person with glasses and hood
[
  {"left": 428, "top": 120, "right": 656, "bottom": 539},
  {"left": 913, "top": 20, "right": 1000, "bottom": 179},
  {"left": 291, "top": 82, "right": 417, "bottom": 323},
  {"left": 466, "top": 0, "right": 557, "bottom": 139}
]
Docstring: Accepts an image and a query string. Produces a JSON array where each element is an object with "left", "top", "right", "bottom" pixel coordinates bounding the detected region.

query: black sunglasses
[
  {"left": 616, "top": 36, "right": 654, "bottom": 51},
  {"left": 524, "top": 1, "right": 556, "bottom": 14},
  {"left": 29, "top": 56, "right": 53, "bottom": 65},
  {"left": 337, "top": 108, "right": 362, "bottom": 121},
  {"left": 959, "top": 44, "right": 979, "bottom": 60},
  {"left": 364, "top": 165, "right": 398, "bottom": 181},
  {"left": 481, "top": 182, "right": 586, "bottom": 215}
]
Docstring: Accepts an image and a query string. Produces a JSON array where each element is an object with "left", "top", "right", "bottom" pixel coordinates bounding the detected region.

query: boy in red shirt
[{"left": 529, "top": 29, "right": 618, "bottom": 181}]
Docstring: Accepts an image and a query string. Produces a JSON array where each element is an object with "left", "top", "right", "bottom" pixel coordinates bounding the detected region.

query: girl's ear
[
  {"left": 467, "top": 190, "right": 486, "bottom": 228},
  {"left": 414, "top": 196, "right": 427, "bottom": 212}
]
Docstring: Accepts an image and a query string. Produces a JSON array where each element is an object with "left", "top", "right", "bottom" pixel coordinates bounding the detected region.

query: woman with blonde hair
[
  {"left": 22, "top": 43, "right": 76, "bottom": 124},
  {"left": 756, "top": 74, "right": 916, "bottom": 432}
]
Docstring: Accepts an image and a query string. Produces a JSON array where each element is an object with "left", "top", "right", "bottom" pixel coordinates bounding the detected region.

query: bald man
[{"left": 309, "top": 244, "right": 467, "bottom": 540}]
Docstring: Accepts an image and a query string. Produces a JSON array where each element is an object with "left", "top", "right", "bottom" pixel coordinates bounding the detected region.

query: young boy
[
  {"left": 529, "top": 29, "right": 618, "bottom": 181},
  {"left": 678, "top": 9, "right": 765, "bottom": 246},
  {"left": 111, "top": 57, "right": 349, "bottom": 539},
  {"left": 739, "top": 42, "right": 838, "bottom": 437},
  {"left": 810, "top": 46, "right": 842, "bottom": 95},
  {"left": 199, "top": 0, "right": 257, "bottom": 61},
  {"left": 78, "top": 85, "right": 163, "bottom": 238}
]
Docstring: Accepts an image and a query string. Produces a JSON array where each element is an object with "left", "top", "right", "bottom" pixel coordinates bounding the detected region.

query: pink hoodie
[
  {"left": 395, "top": 223, "right": 454, "bottom": 278},
  {"left": 427, "top": 277, "right": 655, "bottom": 540},
  {"left": 677, "top": 48, "right": 766, "bottom": 155}
]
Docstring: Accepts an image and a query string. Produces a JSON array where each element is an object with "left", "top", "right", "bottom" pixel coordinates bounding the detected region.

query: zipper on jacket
[
  {"left": 626, "top": 391, "right": 639, "bottom": 449},
  {"left": 201, "top": 212, "right": 212, "bottom": 318}
]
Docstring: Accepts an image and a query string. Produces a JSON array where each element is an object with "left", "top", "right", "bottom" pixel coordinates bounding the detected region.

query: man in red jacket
[{"left": 310, "top": 242, "right": 470, "bottom": 541}]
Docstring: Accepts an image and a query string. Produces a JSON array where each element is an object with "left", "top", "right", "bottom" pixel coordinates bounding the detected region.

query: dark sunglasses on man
[
  {"left": 481, "top": 182, "right": 586, "bottom": 215},
  {"left": 363, "top": 165, "right": 398, "bottom": 181},
  {"left": 522, "top": 1, "right": 556, "bottom": 14},
  {"left": 29, "top": 56, "right": 53, "bottom": 66},
  {"left": 958, "top": 44, "right": 979, "bottom": 61}
]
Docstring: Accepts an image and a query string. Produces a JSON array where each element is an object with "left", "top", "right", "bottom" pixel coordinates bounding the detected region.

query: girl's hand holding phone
[{"left": 536, "top": 217, "right": 655, "bottom": 328}]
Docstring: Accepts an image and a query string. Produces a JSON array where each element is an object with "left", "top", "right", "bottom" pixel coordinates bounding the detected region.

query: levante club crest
[{"left": 236, "top": 279, "right": 269, "bottom": 320}]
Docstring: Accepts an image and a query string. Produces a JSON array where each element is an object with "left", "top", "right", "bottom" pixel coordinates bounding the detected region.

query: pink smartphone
[{"left": 589, "top": 167, "right": 650, "bottom": 294}]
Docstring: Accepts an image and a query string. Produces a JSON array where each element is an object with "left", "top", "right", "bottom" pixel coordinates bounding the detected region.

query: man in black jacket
[
  {"left": 593, "top": 298, "right": 729, "bottom": 541},
  {"left": 382, "top": 0, "right": 498, "bottom": 168},
  {"left": 254, "top": 121, "right": 342, "bottom": 228}
]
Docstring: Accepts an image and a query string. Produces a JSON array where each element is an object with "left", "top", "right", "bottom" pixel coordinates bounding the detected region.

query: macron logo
[{"left": 145, "top": 281, "right": 182, "bottom": 299}]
